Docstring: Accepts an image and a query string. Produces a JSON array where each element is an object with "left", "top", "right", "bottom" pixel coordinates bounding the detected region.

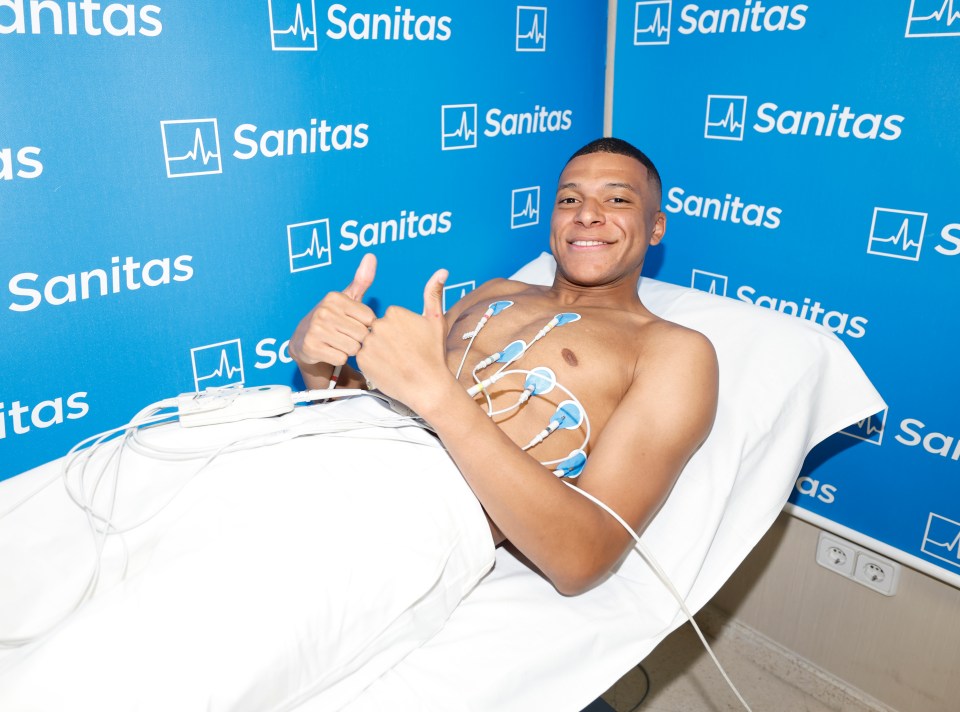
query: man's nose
[{"left": 575, "top": 197, "right": 603, "bottom": 225}]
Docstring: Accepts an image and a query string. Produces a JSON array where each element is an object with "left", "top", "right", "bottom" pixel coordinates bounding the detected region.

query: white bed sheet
[
  {"left": 330, "top": 256, "right": 886, "bottom": 712},
  {"left": 0, "top": 257, "right": 885, "bottom": 712},
  {"left": 0, "top": 396, "right": 494, "bottom": 712}
]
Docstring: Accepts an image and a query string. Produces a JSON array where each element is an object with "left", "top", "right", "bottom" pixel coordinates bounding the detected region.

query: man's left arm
[{"left": 357, "top": 274, "right": 718, "bottom": 595}]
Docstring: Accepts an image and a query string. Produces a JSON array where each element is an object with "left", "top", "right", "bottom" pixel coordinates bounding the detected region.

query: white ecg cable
[
  {"left": 564, "top": 482, "right": 754, "bottom": 712},
  {"left": 0, "top": 388, "right": 440, "bottom": 650}
]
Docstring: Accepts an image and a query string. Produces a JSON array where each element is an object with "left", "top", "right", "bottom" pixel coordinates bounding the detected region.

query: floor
[{"left": 592, "top": 607, "right": 894, "bottom": 712}]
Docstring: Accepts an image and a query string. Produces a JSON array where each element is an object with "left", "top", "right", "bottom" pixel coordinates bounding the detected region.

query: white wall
[{"left": 713, "top": 513, "right": 960, "bottom": 712}]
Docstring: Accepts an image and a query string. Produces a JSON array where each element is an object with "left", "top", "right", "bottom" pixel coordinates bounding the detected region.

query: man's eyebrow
[
  {"left": 604, "top": 181, "right": 640, "bottom": 193},
  {"left": 557, "top": 181, "right": 640, "bottom": 193}
]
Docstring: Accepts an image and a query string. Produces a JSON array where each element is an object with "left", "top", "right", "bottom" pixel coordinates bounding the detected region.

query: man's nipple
[{"left": 561, "top": 348, "right": 579, "bottom": 367}]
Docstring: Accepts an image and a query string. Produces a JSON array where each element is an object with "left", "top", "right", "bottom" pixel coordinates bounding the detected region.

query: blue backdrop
[
  {"left": 1, "top": 1, "right": 605, "bottom": 477},
  {"left": 6, "top": 0, "right": 957, "bottom": 588},
  {"left": 613, "top": 0, "right": 960, "bottom": 584}
]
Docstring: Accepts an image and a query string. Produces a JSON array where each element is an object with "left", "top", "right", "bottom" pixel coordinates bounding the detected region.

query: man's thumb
[
  {"left": 422, "top": 268, "right": 448, "bottom": 319},
  {"left": 343, "top": 253, "right": 376, "bottom": 301}
]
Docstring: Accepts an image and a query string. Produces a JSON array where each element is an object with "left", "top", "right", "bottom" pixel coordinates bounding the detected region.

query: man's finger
[
  {"left": 422, "top": 268, "right": 448, "bottom": 319},
  {"left": 343, "top": 253, "right": 377, "bottom": 301}
]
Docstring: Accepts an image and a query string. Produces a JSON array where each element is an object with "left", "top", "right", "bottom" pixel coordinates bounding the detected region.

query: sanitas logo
[
  {"left": 0, "top": 145, "right": 42, "bottom": 180},
  {"left": 704, "top": 95, "right": 904, "bottom": 141},
  {"left": 485, "top": 104, "right": 572, "bottom": 137},
  {"left": 665, "top": 186, "right": 781, "bottom": 229},
  {"left": 162, "top": 117, "right": 369, "bottom": 177},
  {"left": 677, "top": 1, "right": 807, "bottom": 35},
  {"left": 441, "top": 103, "right": 572, "bottom": 150},
  {"left": 8, "top": 253, "right": 194, "bottom": 312},
  {"left": 634, "top": 1, "right": 806, "bottom": 45},
  {"left": 339, "top": 208, "right": 452, "bottom": 251},
  {"left": 0, "top": 0, "right": 162, "bottom": 36},
  {"left": 326, "top": 3, "right": 451, "bottom": 40},
  {"left": 897, "top": 417, "right": 960, "bottom": 462},
  {"left": 866, "top": 207, "right": 960, "bottom": 261},
  {"left": 736, "top": 284, "right": 867, "bottom": 338},
  {"left": 1, "top": 391, "right": 89, "bottom": 439},
  {"left": 234, "top": 117, "right": 368, "bottom": 159},
  {"left": 692, "top": 270, "right": 868, "bottom": 338},
  {"left": 794, "top": 475, "right": 836, "bottom": 504},
  {"left": 754, "top": 101, "right": 903, "bottom": 140}
]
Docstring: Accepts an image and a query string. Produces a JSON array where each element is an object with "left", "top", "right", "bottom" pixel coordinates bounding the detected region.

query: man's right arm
[{"left": 288, "top": 254, "right": 377, "bottom": 390}]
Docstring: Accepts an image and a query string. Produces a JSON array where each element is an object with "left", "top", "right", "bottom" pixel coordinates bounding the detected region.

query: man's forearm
[
  {"left": 296, "top": 360, "right": 367, "bottom": 391},
  {"left": 297, "top": 360, "right": 336, "bottom": 391},
  {"left": 419, "top": 381, "right": 618, "bottom": 594}
]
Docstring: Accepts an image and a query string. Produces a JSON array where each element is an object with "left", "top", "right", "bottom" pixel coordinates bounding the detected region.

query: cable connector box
[{"left": 177, "top": 385, "right": 294, "bottom": 428}]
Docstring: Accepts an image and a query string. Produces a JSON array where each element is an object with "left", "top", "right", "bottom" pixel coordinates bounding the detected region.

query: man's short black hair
[{"left": 566, "top": 137, "right": 662, "bottom": 201}]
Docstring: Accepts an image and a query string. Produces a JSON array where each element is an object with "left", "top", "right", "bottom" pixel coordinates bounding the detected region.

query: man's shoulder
[{"left": 632, "top": 312, "right": 717, "bottom": 374}]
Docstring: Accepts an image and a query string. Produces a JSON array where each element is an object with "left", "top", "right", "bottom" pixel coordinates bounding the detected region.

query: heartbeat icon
[
  {"left": 445, "top": 111, "right": 476, "bottom": 141},
  {"left": 518, "top": 15, "right": 546, "bottom": 44},
  {"left": 928, "top": 530, "right": 960, "bottom": 557},
  {"left": 853, "top": 415, "right": 884, "bottom": 436},
  {"left": 513, "top": 193, "right": 539, "bottom": 221},
  {"left": 923, "top": 514, "right": 960, "bottom": 567},
  {"left": 707, "top": 103, "right": 744, "bottom": 133},
  {"left": 275, "top": 3, "right": 316, "bottom": 41},
  {"left": 873, "top": 218, "right": 922, "bottom": 251},
  {"left": 169, "top": 128, "right": 219, "bottom": 165},
  {"left": 197, "top": 349, "right": 242, "bottom": 384},
  {"left": 913, "top": 0, "right": 960, "bottom": 25},
  {"left": 638, "top": 8, "right": 669, "bottom": 37},
  {"left": 292, "top": 227, "right": 330, "bottom": 261}
]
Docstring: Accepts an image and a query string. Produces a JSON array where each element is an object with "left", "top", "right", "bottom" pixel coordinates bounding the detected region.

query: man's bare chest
[{"left": 444, "top": 301, "right": 639, "bottom": 460}]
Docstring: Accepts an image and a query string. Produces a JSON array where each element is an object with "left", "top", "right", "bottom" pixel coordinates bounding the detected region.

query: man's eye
[
  {"left": 610, "top": 196, "right": 629, "bottom": 204},
  {"left": 559, "top": 197, "right": 578, "bottom": 204}
]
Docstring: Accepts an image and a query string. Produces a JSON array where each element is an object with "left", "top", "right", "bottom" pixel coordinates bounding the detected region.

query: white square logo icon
[
  {"left": 516, "top": 6, "right": 547, "bottom": 51},
  {"left": 634, "top": 1, "right": 671, "bottom": 45},
  {"left": 441, "top": 104, "right": 478, "bottom": 150},
  {"left": 288, "top": 219, "right": 333, "bottom": 273},
  {"left": 691, "top": 269, "right": 728, "bottom": 296},
  {"left": 922, "top": 513, "right": 960, "bottom": 569},
  {"left": 704, "top": 95, "right": 747, "bottom": 141},
  {"left": 868, "top": 208, "right": 927, "bottom": 261},
  {"left": 839, "top": 408, "right": 887, "bottom": 445},
  {"left": 511, "top": 186, "right": 540, "bottom": 228},
  {"left": 160, "top": 119, "right": 222, "bottom": 178},
  {"left": 443, "top": 281, "right": 475, "bottom": 312},
  {"left": 191, "top": 339, "right": 245, "bottom": 391},
  {"left": 269, "top": 0, "right": 318, "bottom": 50},
  {"left": 905, "top": 0, "right": 960, "bottom": 38}
]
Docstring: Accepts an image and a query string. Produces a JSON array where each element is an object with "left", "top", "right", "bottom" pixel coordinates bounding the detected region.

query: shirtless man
[{"left": 289, "top": 138, "right": 718, "bottom": 595}]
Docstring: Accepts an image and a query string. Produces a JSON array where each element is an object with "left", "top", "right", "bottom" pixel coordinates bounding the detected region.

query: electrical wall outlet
[
  {"left": 815, "top": 531, "right": 900, "bottom": 596},
  {"left": 816, "top": 533, "right": 856, "bottom": 576},
  {"left": 853, "top": 550, "right": 900, "bottom": 596}
]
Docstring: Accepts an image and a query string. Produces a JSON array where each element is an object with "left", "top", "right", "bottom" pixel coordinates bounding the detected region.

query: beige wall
[{"left": 712, "top": 513, "right": 960, "bottom": 712}]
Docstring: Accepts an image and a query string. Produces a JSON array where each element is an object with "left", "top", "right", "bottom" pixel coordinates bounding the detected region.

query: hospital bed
[{"left": 0, "top": 253, "right": 884, "bottom": 711}]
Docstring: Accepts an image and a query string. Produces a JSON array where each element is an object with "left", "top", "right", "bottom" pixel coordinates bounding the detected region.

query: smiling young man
[{"left": 290, "top": 137, "right": 719, "bottom": 594}]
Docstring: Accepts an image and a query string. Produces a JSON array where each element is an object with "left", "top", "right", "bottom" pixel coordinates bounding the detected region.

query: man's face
[{"left": 549, "top": 151, "right": 665, "bottom": 288}]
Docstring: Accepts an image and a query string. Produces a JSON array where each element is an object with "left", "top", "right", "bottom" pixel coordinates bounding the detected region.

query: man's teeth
[{"left": 572, "top": 240, "right": 606, "bottom": 246}]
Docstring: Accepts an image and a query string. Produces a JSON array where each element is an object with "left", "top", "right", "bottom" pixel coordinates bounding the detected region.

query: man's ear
[{"left": 650, "top": 211, "right": 666, "bottom": 245}]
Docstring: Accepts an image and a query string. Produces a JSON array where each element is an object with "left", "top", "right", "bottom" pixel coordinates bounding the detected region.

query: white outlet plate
[
  {"left": 816, "top": 533, "right": 856, "bottom": 576},
  {"left": 815, "top": 531, "right": 900, "bottom": 596},
  {"left": 854, "top": 550, "right": 900, "bottom": 596}
]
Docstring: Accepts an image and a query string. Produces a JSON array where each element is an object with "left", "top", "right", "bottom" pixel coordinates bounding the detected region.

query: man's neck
[{"left": 547, "top": 271, "right": 646, "bottom": 309}]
